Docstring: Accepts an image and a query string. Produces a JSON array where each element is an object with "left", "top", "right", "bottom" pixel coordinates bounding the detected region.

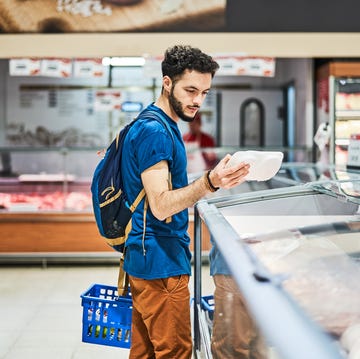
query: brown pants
[
  {"left": 211, "top": 275, "right": 266, "bottom": 359},
  {"left": 128, "top": 274, "right": 192, "bottom": 359}
]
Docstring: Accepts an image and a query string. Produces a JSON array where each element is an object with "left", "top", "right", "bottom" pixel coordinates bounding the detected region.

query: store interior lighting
[{"left": 102, "top": 57, "right": 145, "bottom": 67}]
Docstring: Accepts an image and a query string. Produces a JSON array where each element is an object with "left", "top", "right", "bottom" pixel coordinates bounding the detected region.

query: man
[
  {"left": 121, "top": 44, "right": 250, "bottom": 359},
  {"left": 183, "top": 112, "right": 216, "bottom": 148},
  {"left": 183, "top": 112, "right": 217, "bottom": 171}
]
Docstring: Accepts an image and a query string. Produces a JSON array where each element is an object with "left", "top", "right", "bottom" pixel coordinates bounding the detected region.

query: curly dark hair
[{"left": 161, "top": 45, "right": 219, "bottom": 81}]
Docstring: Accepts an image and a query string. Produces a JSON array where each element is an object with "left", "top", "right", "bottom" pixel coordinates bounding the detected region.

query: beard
[{"left": 169, "top": 86, "right": 197, "bottom": 123}]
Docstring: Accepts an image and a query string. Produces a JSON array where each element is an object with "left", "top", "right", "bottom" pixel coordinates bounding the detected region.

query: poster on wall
[{"left": 0, "top": 0, "right": 225, "bottom": 33}]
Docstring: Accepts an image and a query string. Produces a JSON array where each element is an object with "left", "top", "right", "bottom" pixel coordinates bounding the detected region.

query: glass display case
[
  {"left": 0, "top": 147, "right": 95, "bottom": 212},
  {"left": 193, "top": 177, "right": 360, "bottom": 359},
  {"left": 0, "top": 147, "right": 116, "bottom": 263}
]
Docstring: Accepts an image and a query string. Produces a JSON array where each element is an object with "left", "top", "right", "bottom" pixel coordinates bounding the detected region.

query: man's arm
[{"left": 141, "top": 155, "right": 250, "bottom": 221}]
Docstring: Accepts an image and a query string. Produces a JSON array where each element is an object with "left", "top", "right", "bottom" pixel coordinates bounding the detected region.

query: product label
[{"left": 347, "top": 134, "right": 360, "bottom": 167}]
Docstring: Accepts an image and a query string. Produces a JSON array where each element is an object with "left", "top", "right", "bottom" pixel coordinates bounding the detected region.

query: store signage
[
  {"left": 214, "top": 55, "right": 275, "bottom": 77},
  {"left": 10, "top": 58, "right": 106, "bottom": 78},
  {"left": 40, "top": 58, "right": 72, "bottom": 78},
  {"left": 73, "top": 58, "right": 104, "bottom": 78},
  {"left": 9, "top": 58, "right": 41, "bottom": 76},
  {"left": 94, "top": 89, "right": 122, "bottom": 111},
  {"left": 144, "top": 54, "right": 275, "bottom": 78}
]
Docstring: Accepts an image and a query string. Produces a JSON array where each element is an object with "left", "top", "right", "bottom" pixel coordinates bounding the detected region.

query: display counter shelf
[{"left": 0, "top": 212, "right": 113, "bottom": 262}]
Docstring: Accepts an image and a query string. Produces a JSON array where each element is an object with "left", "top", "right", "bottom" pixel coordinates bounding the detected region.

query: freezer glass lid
[{"left": 243, "top": 220, "right": 360, "bottom": 339}]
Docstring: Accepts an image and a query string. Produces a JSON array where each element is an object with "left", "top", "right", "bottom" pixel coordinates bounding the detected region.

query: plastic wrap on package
[{"left": 249, "top": 234, "right": 360, "bottom": 337}]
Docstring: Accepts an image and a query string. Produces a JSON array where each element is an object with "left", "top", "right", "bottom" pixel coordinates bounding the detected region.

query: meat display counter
[
  {"left": 0, "top": 159, "right": 303, "bottom": 264},
  {"left": 0, "top": 175, "right": 118, "bottom": 264},
  {"left": 193, "top": 177, "right": 360, "bottom": 359}
]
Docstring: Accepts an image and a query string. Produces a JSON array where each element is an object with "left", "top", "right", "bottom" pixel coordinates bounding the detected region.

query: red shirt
[
  {"left": 183, "top": 132, "right": 217, "bottom": 169},
  {"left": 182, "top": 132, "right": 215, "bottom": 148}
]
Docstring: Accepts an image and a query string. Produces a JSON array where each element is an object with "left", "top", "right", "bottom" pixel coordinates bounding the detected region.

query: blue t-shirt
[{"left": 121, "top": 103, "right": 192, "bottom": 279}]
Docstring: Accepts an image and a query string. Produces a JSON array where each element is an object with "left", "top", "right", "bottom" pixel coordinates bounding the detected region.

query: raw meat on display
[{"left": 0, "top": 192, "right": 92, "bottom": 211}]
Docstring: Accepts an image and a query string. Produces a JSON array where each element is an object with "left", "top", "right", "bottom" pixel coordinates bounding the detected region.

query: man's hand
[{"left": 209, "top": 154, "right": 250, "bottom": 189}]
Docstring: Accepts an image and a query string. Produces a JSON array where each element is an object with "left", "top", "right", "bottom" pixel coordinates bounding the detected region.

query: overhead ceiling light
[{"left": 102, "top": 57, "right": 145, "bottom": 67}]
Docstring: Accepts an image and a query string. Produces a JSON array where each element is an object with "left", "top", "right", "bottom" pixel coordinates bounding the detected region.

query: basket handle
[{"left": 117, "top": 255, "right": 129, "bottom": 297}]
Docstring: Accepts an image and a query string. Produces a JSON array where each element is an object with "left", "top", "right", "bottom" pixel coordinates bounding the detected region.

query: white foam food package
[{"left": 226, "top": 150, "right": 284, "bottom": 181}]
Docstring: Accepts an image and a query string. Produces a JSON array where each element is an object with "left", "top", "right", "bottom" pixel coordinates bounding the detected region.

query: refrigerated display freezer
[{"left": 193, "top": 178, "right": 360, "bottom": 359}]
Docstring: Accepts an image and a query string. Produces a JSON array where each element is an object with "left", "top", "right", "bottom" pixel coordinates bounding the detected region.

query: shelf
[
  {"left": 335, "top": 110, "right": 360, "bottom": 118},
  {"left": 0, "top": 146, "right": 101, "bottom": 152},
  {"left": 335, "top": 139, "right": 350, "bottom": 146},
  {"left": 18, "top": 173, "right": 76, "bottom": 182}
]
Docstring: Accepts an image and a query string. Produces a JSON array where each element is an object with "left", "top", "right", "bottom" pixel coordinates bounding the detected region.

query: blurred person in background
[{"left": 183, "top": 112, "right": 217, "bottom": 172}]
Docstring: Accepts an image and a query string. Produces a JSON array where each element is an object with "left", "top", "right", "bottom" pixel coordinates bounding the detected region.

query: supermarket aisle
[{"left": 0, "top": 264, "right": 213, "bottom": 359}]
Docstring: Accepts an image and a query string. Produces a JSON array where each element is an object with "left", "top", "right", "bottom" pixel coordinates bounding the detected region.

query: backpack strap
[
  {"left": 158, "top": 114, "right": 174, "bottom": 224},
  {"left": 142, "top": 109, "right": 175, "bottom": 224},
  {"left": 165, "top": 172, "right": 172, "bottom": 224},
  {"left": 129, "top": 188, "right": 146, "bottom": 212},
  {"left": 142, "top": 197, "right": 149, "bottom": 255},
  {"left": 118, "top": 189, "right": 148, "bottom": 296}
]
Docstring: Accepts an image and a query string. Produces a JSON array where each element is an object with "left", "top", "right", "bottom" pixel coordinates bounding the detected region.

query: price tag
[{"left": 347, "top": 134, "right": 360, "bottom": 168}]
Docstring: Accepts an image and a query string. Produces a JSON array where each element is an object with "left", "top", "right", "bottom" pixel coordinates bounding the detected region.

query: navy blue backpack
[{"left": 91, "top": 109, "right": 174, "bottom": 254}]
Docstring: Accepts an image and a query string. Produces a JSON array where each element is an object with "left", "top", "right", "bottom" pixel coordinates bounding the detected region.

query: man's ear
[{"left": 163, "top": 76, "right": 172, "bottom": 93}]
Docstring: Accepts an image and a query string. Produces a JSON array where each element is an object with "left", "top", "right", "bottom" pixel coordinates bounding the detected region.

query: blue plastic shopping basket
[{"left": 80, "top": 283, "right": 132, "bottom": 348}]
